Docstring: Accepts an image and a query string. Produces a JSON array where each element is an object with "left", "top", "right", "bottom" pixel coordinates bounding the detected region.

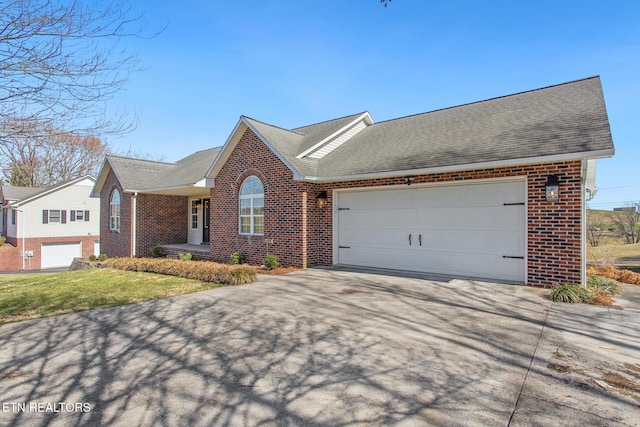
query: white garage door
[
  {"left": 41, "top": 242, "right": 82, "bottom": 269},
  {"left": 335, "top": 180, "right": 526, "bottom": 283}
]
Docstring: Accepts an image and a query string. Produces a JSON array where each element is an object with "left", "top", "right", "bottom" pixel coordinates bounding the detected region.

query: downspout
[
  {"left": 16, "top": 208, "right": 25, "bottom": 270},
  {"left": 132, "top": 192, "right": 138, "bottom": 257},
  {"left": 581, "top": 158, "right": 588, "bottom": 287}
]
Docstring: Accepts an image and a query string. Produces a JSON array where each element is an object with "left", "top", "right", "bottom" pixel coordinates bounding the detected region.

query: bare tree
[
  {"left": 0, "top": 117, "right": 108, "bottom": 186},
  {"left": 0, "top": 0, "right": 152, "bottom": 141},
  {"left": 586, "top": 212, "right": 605, "bottom": 247},
  {"left": 610, "top": 203, "right": 640, "bottom": 245}
]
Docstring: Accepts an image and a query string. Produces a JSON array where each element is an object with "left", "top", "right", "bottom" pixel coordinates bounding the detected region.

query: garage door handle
[
  {"left": 408, "top": 234, "right": 412, "bottom": 246},
  {"left": 503, "top": 255, "right": 524, "bottom": 259},
  {"left": 419, "top": 234, "right": 422, "bottom": 246}
]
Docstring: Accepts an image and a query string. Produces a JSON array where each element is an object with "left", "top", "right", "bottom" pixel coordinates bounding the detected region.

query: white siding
[
  {"left": 16, "top": 178, "right": 100, "bottom": 239},
  {"left": 308, "top": 120, "right": 367, "bottom": 159}
]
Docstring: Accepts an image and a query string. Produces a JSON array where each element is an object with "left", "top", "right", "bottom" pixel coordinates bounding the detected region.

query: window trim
[
  {"left": 191, "top": 199, "right": 199, "bottom": 229},
  {"left": 110, "top": 188, "right": 121, "bottom": 231},
  {"left": 239, "top": 176, "right": 264, "bottom": 236}
]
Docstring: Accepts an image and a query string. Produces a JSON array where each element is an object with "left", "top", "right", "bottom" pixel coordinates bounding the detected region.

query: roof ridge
[
  {"left": 292, "top": 111, "right": 369, "bottom": 131},
  {"left": 108, "top": 154, "right": 178, "bottom": 166},
  {"left": 242, "top": 116, "right": 304, "bottom": 136},
  {"left": 372, "top": 76, "right": 601, "bottom": 126}
]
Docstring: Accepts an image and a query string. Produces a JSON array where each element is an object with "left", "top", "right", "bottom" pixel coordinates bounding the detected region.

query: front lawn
[{"left": 0, "top": 268, "right": 224, "bottom": 324}]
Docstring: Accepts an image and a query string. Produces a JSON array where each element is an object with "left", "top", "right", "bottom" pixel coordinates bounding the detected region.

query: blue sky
[{"left": 110, "top": 0, "right": 639, "bottom": 210}]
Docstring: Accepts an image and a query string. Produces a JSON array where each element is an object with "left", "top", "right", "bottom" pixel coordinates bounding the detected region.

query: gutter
[{"left": 132, "top": 192, "right": 138, "bottom": 257}]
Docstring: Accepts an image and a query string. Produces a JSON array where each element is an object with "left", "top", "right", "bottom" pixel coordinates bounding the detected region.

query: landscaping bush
[
  {"left": 178, "top": 252, "right": 193, "bottom": 261},
  {"left": 0, "top": 236, "right": 5, "bottom": 246},
  {"left": 89, "top": 254, "right": 97, "bottom": 262},
  {"left": 549, "top": 284, "right": 594, "bottom": 303},
  {"left": 150, "top": 245, "right": 165, "bottom": 258},
  {"left": 103, "top": 258, "right": 257, "bottom": 285},
  {"left": 263, "top": 253, "right": 280, "bottom": 270},
  {"left": 587, "top": 275, "right": 621, "bottom": 295},
  {"left": 589, "top": 265, "right": 640, "bottom": 285},
  {"left": 230, "top": 251, "right": 245, "bottom": 265},
  {"left": 97, "top": 253, "right": 108, "bottom": 262}
]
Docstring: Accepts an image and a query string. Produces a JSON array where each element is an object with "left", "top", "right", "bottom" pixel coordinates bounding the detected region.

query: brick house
[
  {"left": 0, "top": 176, "right": 100, "bottom": 271},
  {"left": 93, "top": 77, "right": 614, "bottom": 286}
]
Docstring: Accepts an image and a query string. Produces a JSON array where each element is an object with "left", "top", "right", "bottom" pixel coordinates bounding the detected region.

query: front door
[{"left": 202, "top": 199, "right": 210, "bottom": 243}]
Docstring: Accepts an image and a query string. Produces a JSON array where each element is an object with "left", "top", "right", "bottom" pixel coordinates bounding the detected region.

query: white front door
[{"left": 335, "top": 180, "right": 526, "bottom": 283}]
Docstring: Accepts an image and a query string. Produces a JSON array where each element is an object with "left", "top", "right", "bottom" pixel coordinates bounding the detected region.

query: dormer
[{"left": 297, "top": 112, "right": 373, "bottom": 159}]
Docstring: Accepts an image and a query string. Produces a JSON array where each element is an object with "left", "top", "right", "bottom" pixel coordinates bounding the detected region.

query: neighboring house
[
  {"left": 0, "top": 176, "right": 100, "bottom": 271},
  {"left": 93, "top": 76, "right": 614, "bottom": 286}
]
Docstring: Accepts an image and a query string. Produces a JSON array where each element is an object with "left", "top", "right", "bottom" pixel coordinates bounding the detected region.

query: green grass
[{"left": 0, "top": 268, "right": 225, "bottom": 324}]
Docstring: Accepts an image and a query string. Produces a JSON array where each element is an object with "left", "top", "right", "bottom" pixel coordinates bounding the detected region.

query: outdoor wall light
[
  {"left": 316, "top": 191, "right": 328, "bottom": 208},
  {"left": 545, "top": 175, "right": 559, "bottom": 202},
  {"left": 405, "top": 176, "right": 415, "bottom": 186},
  {"left": 194, "top": 199, "right": 202, "bottom": 208}
]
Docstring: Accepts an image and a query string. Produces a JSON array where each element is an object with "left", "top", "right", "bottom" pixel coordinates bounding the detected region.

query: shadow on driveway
[{"left": 0, "top": 269, "right": 638, "bottom": 426}]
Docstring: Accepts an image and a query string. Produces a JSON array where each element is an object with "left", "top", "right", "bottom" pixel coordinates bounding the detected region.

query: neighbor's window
[
  {"left": 11, "top": 210, "right": 16, "bottom": 225},
  {"left": 191, "top": 200, "right": 199, "bottom": 229},
  {"left": 49, "top": 210, "right": 61, "bottom": 223},
  {"left": 110, "top": 188, "right": 121, "bottom": 231},
  {"left": 239, "top": 176, "right": 264, "bottom": 235}
]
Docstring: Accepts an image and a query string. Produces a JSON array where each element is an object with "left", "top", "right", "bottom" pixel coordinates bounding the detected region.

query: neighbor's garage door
[
  {"left": 41, "top": 242, "right": 82, "bottom": 269},
  {"left": 335, "top": 180, "right": 526, "bottom": 283}
]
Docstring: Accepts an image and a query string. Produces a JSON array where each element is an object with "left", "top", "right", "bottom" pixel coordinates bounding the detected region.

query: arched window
[
  {"left": 110, "top": 188, "right": 121, "bottom": 231},
  {"left": 239, "top": 176, "right": 264, "bottom": 235}
]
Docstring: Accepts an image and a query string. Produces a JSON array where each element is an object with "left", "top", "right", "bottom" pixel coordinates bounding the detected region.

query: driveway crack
[{"left": 507, "top": 301, "right": 552, "bottom": 426}]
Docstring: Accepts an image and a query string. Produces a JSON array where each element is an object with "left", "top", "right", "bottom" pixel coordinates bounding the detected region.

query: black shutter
[
  {"left": 85, "top": 210, "right": 90, "bottom": 221},
  {"left": 43, "top": 210, "right": 48, "bottom": 224},
  {"left": 61, "top": 210, "right": 67, "bottom": 224},
  {"left": 70, "top": 210, "right": 76, "bottom": 221}
]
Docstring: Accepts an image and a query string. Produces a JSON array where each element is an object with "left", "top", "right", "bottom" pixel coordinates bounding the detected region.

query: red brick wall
[
  {"left": 314, "top": 161, "right": 583, "bottom": 287},
  {"left": 0, "top": 236, "right": 99, "bottom": 271},
  {"left": 0, "top": 244, "right": 21, "bottom": 271},
  {"left": 209, "top": 127, "right": 582, "bottom": 287},
  {"left": 209, "top": 128, "right": 322, "bottom": 267},
  {"left": 135, "top": 193, "right": 188, "bottom": 257},
  {"left": 100, "top": 169, "right": 132, "bottom": 258}
]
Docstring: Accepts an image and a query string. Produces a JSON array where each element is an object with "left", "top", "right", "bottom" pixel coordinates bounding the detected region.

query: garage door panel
[
  {"left": 336, "top": 180, "right": 526, "bottom": 283},
  {"left": 41, "top": 242, "right": 82, "bottom": 269}
]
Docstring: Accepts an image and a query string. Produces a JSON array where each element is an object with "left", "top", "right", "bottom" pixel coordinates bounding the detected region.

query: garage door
[
  {"left": 335, "top": 180, "right": 526, "bottom": 283},
  {"left": 41, "top": 242, "right": 82, "bottom": 269}
]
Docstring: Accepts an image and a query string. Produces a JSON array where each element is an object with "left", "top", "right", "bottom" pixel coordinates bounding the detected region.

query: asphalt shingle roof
[{"left": 107, "top": 147, "right": 221, "bottom": 192}]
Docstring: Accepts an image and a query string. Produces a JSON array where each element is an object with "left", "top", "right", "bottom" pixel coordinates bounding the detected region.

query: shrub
[
  {"left": 230, "top": 251, "right": 245, "bottom": 265},
  {"left": 549, "top": 284, "right": 594, "bottom": 303},
  {"left": 263, "top": 253, "right": 280, "bottom": 270},
  {"left": 589, "top": 265, "right": 640, "bottom": 285},
  {"left": 589, "top": 290, "right": 614, "bottom": 307},
  {"left": 587, "top": 275, "right": 621, "bottom": 295},
  {"left": 89, "top": 254, "right": 97, "bottom": 262},
  {"left": 178, "top": 252, "right": 193, "bottom": 261},
  {"left": 103, "top": 258, "right": 257, "bottom": 285},
  {"left": 97, "top": 253, "right": 107, "bottom": 262},
  {"left": 150, "top": 245, "right": 165, "bottom": 258},
  {"left": 0, "top": 236, "right": 5, "bottom": 246}
]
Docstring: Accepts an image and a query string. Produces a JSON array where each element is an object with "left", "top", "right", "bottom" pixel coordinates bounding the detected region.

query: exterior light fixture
[
  {"left": 545, "top": 175, "right": 559, "bottom": 202},
  {"left": 405, "top": 176, "right": 415, "bottom": 186},
  {"left": 194, "top": 199, "right": 203, "bottom": 208},
  {"left": 316, "top": 191, "right": 328, "bottom": 208}
]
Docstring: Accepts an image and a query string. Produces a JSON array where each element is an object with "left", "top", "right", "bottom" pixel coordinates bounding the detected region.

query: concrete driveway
[{"left": 0, "top": 268, "right": 638, "bottom": 426}]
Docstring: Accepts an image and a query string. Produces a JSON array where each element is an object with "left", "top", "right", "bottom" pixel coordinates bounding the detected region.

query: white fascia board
[
  {"left": 15, "top": 175, "right": 96, "bottom": 206},
  {"left": 91, "top": 157, "right": 112, "bottom": 197},
  {"left": 242, "top": 119, "right": 303, "bottom": 180},
  {"left": 297, "top": 149, "right": 615, "bottom": 183},
  {"left": 296, "top": 112, "right": 374, "bottom": 159},
  {"left": 205, "top": 118, "right": 246, "bottom": 180}
]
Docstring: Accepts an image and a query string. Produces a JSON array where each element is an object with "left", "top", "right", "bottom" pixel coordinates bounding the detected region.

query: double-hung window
[
  {"left": 110, "top": 189, "right": 121, "bottom": 231},
  {"left": 239, "top": 176, "right": 264, "bottom": 235}
]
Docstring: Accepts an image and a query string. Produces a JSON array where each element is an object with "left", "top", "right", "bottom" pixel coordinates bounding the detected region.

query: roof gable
[{"left": 2, "top": 176, "right": 96, "bottom": 206}]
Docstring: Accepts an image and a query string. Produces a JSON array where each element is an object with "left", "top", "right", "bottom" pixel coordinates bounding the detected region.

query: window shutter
[
  {"left": 70, "top": 210, "right": 76, "bottom": 221},
  {"left": 43, "top": 210, "right": 48, "bottom": 224},
  {"left": 85, "top": 210, "right": 90, "bottom": 221},
  {"left": 61, "top": 210, "right": 67, "bottom": 224}
]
